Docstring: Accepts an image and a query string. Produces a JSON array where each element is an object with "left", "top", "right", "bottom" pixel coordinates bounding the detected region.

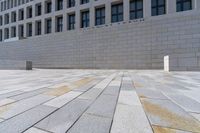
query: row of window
[
  {"left": 0, "top": 0, "right": 192, "bottom": 27},
  {"left": 0, "top": 0, "right": 33, "bottom": 12},
  {"left": 0, "top": 0, "right": 90, "bottom": 12},
  {"left": 0, "top": 0, "right": 193, "bottom": 41}
]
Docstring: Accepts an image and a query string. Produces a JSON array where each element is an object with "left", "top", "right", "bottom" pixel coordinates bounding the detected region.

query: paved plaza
[{"left": 0, "top": 69, "right": 199, "bottom": 133}]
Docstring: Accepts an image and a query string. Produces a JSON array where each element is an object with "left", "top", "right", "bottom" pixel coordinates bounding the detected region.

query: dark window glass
[
  {"left": 19, "top": 25, "right": 24, "bottom": 37},
  {"left": 57, "top": 16, "right": 63, "bottom": 32},
  {"left": 57, "top": 0, "right": 63, "bottom": 10},
  {"left": 151, "top": 0, "right": 165, "bottom": 16},
  {"left": 27, "top": 23, "right": 32, "bottom": 37},
  {"left": 36, "top": 21, "right": 41, "bottom": 35},
  {"left": 95, "top": 7, "right": 105, "bottom": 26},
  {"left": 46, "top": 19, "right": 52, "bottom": 34},
  {"left": 11, "top": 27, "right": 16, "bottom": 37},
  {"left": 111, "top": 3, "right": 123, "bottom": 23},
  {"left": 46, "top": 1, "right": 52, "bottom": 13},
  {"left": 68, "top": 14, "right": 75, "bottom": 30},
  {"left": 36, "top": 3, "right": 42, "bottom": 16},
  {"left": 4, "top": 28, "right": 9, "bottom": 39},
  {"left": 177, "top": 0, "right": 192, "bottom": 12},
  {"left": 81, "top": 10, "right": 89, "bottom": 28},
  {"left": 19, "top": 9, "right": 24, "bottom": 20},
  {"left": 27, "top": 6, "right": 32, "bottom": 18},
  {"left": 68, "top": 0, "right": 75, "bottom": 8},
  {"left": 0, "top": 30, "right": 2, "bottom": 41},
  {"left": 130, "top": 0, "right": 143, "bottom": 20},
  {"left": 81, "top": 0, "right": 89, "bottom": 4}
]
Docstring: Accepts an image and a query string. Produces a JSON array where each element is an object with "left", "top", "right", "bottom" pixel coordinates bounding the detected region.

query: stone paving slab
[
  {"left": 111, "top": 104, "right": 153, "bottom": 133},
  {"left": 0, "top": 69, "right": 199, "bottom": 133},
  {"left": 0, "top": 90, "right": 24, "bottom": 100},
  {"left": 136, "top": 88, "right": 168, "bottom": 100},
  {"left": 0, "top": 105, "right": 56, "bottom": 133},
  {"left": 141, "top": 98, "right": 200, "bottom": 133},
  {"left": 10, "top": 88, "right": 51, "bottom": 101},
  {"left": 44, "top": 91, "right": 82, "bottom": 108},
  {"left": 36, "top": 99, "right": 91, "bottom": 133},
  {"left": 166, "top": 93, "right": 200, "bottom": 113},
  {"left": 85, "top": 94, "right": 118, "bottom": 118},
  {"left": 190, "top": 113, "right": 200, "bottom": 122},
  {"left": 24, "top": 127, "right": 49, "bottom": 133},
  {"left": 67, "top": 114, "right": 112, "bottom": 133},
  {"left": 0, "top": 94, "right": 54, "bottom": 119},
  {"left": 152, "top": 126, "right": 192, "bottom": 133}
]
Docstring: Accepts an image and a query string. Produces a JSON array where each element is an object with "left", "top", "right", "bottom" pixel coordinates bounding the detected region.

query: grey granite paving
[
  {"left": 0, "top": 69, "right": 199, "bottom": 133},
  {"left": 0, "top": 105, "right": 56, "bottom": 133}
]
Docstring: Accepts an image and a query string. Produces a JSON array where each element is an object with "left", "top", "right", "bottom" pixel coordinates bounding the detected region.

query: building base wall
[{"left": 0, "top": 11, "right": 200, "bottom": 70}]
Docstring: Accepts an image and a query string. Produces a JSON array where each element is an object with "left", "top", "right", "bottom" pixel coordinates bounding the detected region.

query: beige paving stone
[
  {"left": 152, "top": 126, "right": 192, "bottom": 133},
  {"left": 141, "top": 98, "right": 200, "bottom": 133},
  {"left": 43, "top": 86, "right": 72, "bottom": 96}
]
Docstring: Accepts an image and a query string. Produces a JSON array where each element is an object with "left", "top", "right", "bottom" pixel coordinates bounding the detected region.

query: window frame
[
  {"left": 151, "top": 0, "right": 166, "bottom": 16},
  {"left": 95, "top": 6, "right": 105, "bottom": 26},
  {"left": 111, "top": 3, "right": 124, "bottom": 23},
  {"left": 176, "top": 0, "right": 192, "bottom": 12},
  {"left": 130, "top": 0, "right": 143, "bottom": 20}
]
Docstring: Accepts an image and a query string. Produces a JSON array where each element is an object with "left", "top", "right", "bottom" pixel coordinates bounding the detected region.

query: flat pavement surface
[{"left": 0, "top": 69, "right": 199, "bottom": 133}]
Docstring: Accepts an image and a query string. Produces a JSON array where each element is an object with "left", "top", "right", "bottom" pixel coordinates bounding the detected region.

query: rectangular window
[
  {"left": 0, "top": 30, "right": 2, "bottom": 41},
  {"left": 19, "top": 9, "right": 24, "bottom": 20},
  {"left": 0, "top": 16, "right": 3, "bottom": 26},
  {"left": 4, "top": 14, "right": 9, "bottom": 25},
  {"left": 57, "top": 0, "right": 63, "bottom": 10},
  {"left": 46, "top": 1, "right": 52, "bottom": 13},
  {"left": 151, "top": 0, "right": 166, "bottom": 16},
  {"left": 11, "top": 12, "right": 17, "bottom": 22},
  {"left": 95, "top": 7, "right": 105, "bottom": 26},
  {"left": 35, "top": 21, "right": 41, "bottom": 35},
  {"left": 18, "top": 25, "right": 24, "bottom": 37},
  {"left": 81, "top": 10, "right": 89, "bottom": 28},
  {"left": 177, "top": 0, "right": 192, "bottom": 12},
  {"left": 130, "top": 0, "right": 143, "bottom": 20},
  {"left": 11, "top": 26, "right": 16, "bottom": 37},
  {"left": 111, "top": 3, "right": 123, "bottom": 23},
  {"left": 35, "top": 3, "right": 42, "bottom": 16},
  {"left": 56, "top": 16, "right": 63, "bottom": 32},
  {"left": 68, "top": 13, "right": 75, "bottom": 30},
  {"left": 45, "top": 18, "right": 52, "bottom": 34},
  {"left": 4, "top": 28, "right": 9, "bottom": 39},
  {"left": 27, "top": 6, "right": 32, "bottom": 18},
  {"left": 80, "top": 0, "right": 89, "bottom": 4},
  {"left": 27, "top": 23, "right": 32, "bottom": 37},
  {"left": 68, "top": 0, "right": 75, "bottom": 8}
]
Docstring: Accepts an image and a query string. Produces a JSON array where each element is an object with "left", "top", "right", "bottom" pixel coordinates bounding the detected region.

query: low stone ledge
[{"left": 0, "top": 60, "right": 32, "bottom": 70}]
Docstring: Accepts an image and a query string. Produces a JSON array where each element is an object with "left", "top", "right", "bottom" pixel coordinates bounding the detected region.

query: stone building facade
[{"left": 0, "top": 0, "right": 200, "bottom": 70}]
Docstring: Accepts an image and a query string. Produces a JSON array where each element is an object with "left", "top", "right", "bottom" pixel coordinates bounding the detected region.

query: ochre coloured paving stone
[
  {"left": 142, "top": 99, "right": 200, "bottom": 133},
  {"left": 152, "top": 126, "right": 191, "bottom": 133},
  {"left": 0, "top": 104, "right": 12, "bottom": 115},
  {"left": 44, "top": 78, "right": 94, "bottom": 96},
  {"left": 44, "top": 86, "right": 71, "bottom": 96},
  {"left": 133, "top": 82, "right": 143, "bottom": 88},
  {"left": 73, "top": 77, "right": 94, "bottom": 88}
]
